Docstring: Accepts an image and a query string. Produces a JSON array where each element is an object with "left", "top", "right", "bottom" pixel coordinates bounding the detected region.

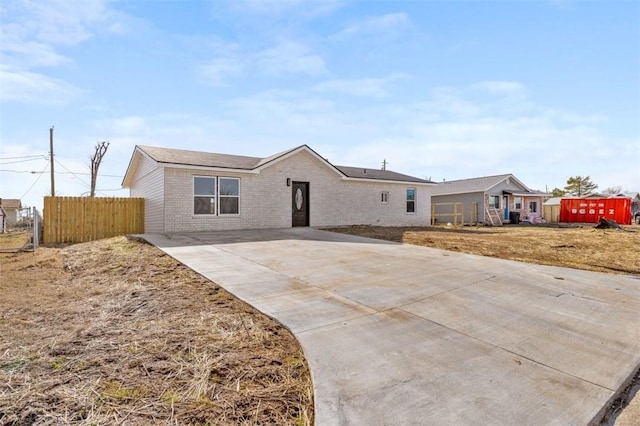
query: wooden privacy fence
[{"left": 44, "top": 196, "right": 144, "bottom": 243}]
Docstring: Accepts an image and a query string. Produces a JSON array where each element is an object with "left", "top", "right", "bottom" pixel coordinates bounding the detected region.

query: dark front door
[{"left": 292, "top": 182, "right": 309, "bottom": 227}]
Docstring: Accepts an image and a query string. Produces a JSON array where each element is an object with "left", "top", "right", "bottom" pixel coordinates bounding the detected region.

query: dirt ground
[
  {"left": 325, "top": 223, "right": 640, "bottom": 425},
  {"left": 0, "top": 236, "right": 312, "bottom": 425},
  {"left": 1, "top": 224, "right": 638, "bottom": 425},
  {"left": 325, "top": 223, "right": 640, "bottom": 275}
]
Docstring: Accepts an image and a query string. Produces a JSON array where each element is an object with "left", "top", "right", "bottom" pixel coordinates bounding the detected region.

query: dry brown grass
[
  {"left": 325, "top": 223, "right": 640, "bottom": 276},
  {"left": 0, "top": 231, "right": 30, "bottom": 251},
  {"left": 0, "top": 236, "right": 313, "bottom": 425}
]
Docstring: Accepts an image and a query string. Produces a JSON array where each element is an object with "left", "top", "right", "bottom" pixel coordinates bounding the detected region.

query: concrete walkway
[{"left": 141, "top": 228, "right": 640, "bottom": 425}]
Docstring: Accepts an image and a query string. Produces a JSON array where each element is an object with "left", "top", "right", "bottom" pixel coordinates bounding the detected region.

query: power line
[
  {"left": 0, "top": 156, "right": 47, "bottom": 165},
  {"left": 0, "top": 169, "right": 123, "bottom": 179},
  {"left": 54, "top": 159, "right": 111, "bottom": 196},
  {"left": 0, "top": 154, "right": 46, "bottom": 160},
  {"left": 54, "top": 159, "right": 91, "bottom": 187},
  {"left": 0, "top": 169, "right": 47, "bottom": 174},
  {"left": 19, "top": 162, "right": 49, "bottom": 200},
  {"left": 0, "top": 169, "right": 123, "bottom": 178}
]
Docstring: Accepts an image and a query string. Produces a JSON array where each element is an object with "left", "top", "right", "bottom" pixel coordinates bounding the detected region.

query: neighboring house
[
  {"left": 0, "top": 198, "right": 22, "bottom": 228},
  {"left": 431, "top": 174, "right": 545, "bottom": 225},
  {"left": 122, "top": 145, "right": 435, "bottom": 233}
]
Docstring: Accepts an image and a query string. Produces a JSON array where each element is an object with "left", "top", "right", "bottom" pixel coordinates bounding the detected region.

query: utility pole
[
  {"left": 49, "top": 126, "right": 55, "bottom": 196},
  {"left": 381, "top": 159, "right": 388, "bottom": 171}
]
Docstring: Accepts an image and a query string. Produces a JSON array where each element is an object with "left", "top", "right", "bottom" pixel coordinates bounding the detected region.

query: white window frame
[
  {"left": 514, "top": 196, "right": 522, "bottom": 210},
  {"left": 381, "top": 191, "right": 389, "bottom": 205},
  {"left": 218, "top": 177, "right": 240, "bottom": 216},
  {"left": 193, "top": 176, "right": 240, "bottom": 216},
  {"left": 529, "top": 201, "right": 538, "bottom": 213},
  {"left": 406, "top": 188, "right": 416, "bottom": 213},
  {"left": 194, "top": 176, "right": 216, "bottom": 215}
]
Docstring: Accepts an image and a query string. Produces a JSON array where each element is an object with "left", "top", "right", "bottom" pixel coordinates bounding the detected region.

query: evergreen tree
[
  {"left": 564, "top": 176, "right": 598, "bottom": 196},
  {"left": 549, "top": 188, "right": 566, "bottom": 197}
]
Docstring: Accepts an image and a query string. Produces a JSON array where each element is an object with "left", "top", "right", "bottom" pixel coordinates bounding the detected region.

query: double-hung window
[
  {"left": 194, "top": 177, "right": 216, "bottom": 215},
  {"left": 194, "top": 176, "right": 240, "bottom": 215},
  {"left": 406, "top": 188, "right": 416, "bottom": 213},
  {"left": 529, "top": 201, "right": 538, "bottom": 213},
  {"left": 489, "top": 195, "right": 500, "bottom": 209},
  {"left": 514, "top": 196, "right": 522, "bottom": 210},
  {"left": 219, "top": 178, "right": 240, "bottom": 215}
]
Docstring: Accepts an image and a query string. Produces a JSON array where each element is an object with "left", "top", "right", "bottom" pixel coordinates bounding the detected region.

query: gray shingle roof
[
  {"left": 134, "top": 145, "right": 431, "bottom": 184},
  {"left": 138, "top": 145, "right": 264, "bottom": 170},
  {"left": 335, "top": 166, "right": 431, "bottom": 183},
  {"left": 431, "top": 174, "right": 521, "bottom": 196}
]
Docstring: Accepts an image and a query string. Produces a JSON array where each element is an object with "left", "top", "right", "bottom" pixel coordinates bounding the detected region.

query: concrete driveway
[{"left": 142, "top": 228, "right": 640, "bottom": 425}]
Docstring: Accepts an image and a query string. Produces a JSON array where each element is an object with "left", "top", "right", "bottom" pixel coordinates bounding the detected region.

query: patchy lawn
[
  {"left": 325, "top": 224, "right": 640, "bottom": 276},
  {"left": 0, "top": 236, "right": 313, "bottom": 425}
]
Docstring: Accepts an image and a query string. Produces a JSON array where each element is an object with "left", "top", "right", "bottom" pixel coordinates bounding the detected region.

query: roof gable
[{"left": 431, "top": 174, "right": 531, "bottom": 196}]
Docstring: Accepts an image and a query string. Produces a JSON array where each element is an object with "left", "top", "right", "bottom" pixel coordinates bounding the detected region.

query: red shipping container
[{"left": 559, "top": 198, "right": 632, "bottom": 225}]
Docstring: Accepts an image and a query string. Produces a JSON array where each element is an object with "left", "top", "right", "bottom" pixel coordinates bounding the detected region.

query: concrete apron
[{"left": 141, "top": 228, "right": 640, "bottom": 426}]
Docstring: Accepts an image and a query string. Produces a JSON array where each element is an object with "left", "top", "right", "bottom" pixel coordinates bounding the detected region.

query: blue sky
[{"left": 1, "top": 0, "right": 639, "bottom": 210}]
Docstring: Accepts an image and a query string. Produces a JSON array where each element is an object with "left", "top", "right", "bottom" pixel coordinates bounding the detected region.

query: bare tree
[
  {"left": 90, "top": 141, "right": 110, "bottom": 197},
  {"left": 603, "top": 185, "right": 623, "bottom": 195}
]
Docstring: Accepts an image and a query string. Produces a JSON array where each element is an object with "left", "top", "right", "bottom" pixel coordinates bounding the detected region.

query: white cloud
[
  {"left": 312, "top": 74, "right": 410, "bottom": 98},
  {"left": 256, "top": 40, "right": 327, "bottom": 76},
  {"left": 224, "top": 0, "right": 343, "bottom": 18},
  {"left": 0, "top": 32, "right": 69, "bottom": 68},
  {"left": 0, "top": 0, "right": 130, "bottom": 106},
  {"left": 19, "top": 0, "right": 125, "bottom": 45},
  {"left": 335, "top": 13, "right": 412, "bottom": 38},
  {"left": 0, "top": 65, "right": 82, "bottom": 105},
  {"left": 197, "top": 57, "right": 243, "bottom": 87},
  {"left": 471, "top": 81, "right": 527, "bottom": 95},
  {"left": 197, "top": 39, "right": 326, "bottom": 86}
]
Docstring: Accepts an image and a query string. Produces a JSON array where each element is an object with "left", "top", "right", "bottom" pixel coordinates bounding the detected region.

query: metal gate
[{"left": 0, "top": 207, "right": 41, "bottom": 252}]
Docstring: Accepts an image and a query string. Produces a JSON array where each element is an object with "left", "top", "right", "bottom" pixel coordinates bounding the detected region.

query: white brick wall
[
  {"left": 157, "top": 150, "right": 431, "bottom": 233},
  {"left": 129, "top": 154, "right": 165, "bottom": 233}
]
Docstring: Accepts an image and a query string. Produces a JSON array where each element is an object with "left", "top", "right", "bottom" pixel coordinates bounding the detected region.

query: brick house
[{"left": 122, "top": 145, "right": 434, "bottom": 233}]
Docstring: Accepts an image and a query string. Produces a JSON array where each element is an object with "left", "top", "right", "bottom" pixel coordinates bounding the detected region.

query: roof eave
[
  {"left": 161, "top": 162, "right": 259, "bottom": 174},
  {"left": 342, "top": 176, "right": 434, "bottom": 185}
]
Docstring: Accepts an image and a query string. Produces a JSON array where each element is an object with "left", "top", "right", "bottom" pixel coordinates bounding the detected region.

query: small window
[
  {"left": 514, "top": 196, "right": 522, "bottom": 210},
  {"left": 219, "top": 178, "right": 240, "bottom": 215},
  {"left": 381, "top": 191, "right": 389, "bottom": 204},
  {"left": 529, "top": 201, "right": 538, "bottom": 213},
  {"left": 194, "top": 177, "right": 216, "bottom": 215},
  {"left": 489, "top": 195, "right": 500, "bottom": 209},
  {"left": 406, "top": 188, "right": 416, "bottom": 213}
]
